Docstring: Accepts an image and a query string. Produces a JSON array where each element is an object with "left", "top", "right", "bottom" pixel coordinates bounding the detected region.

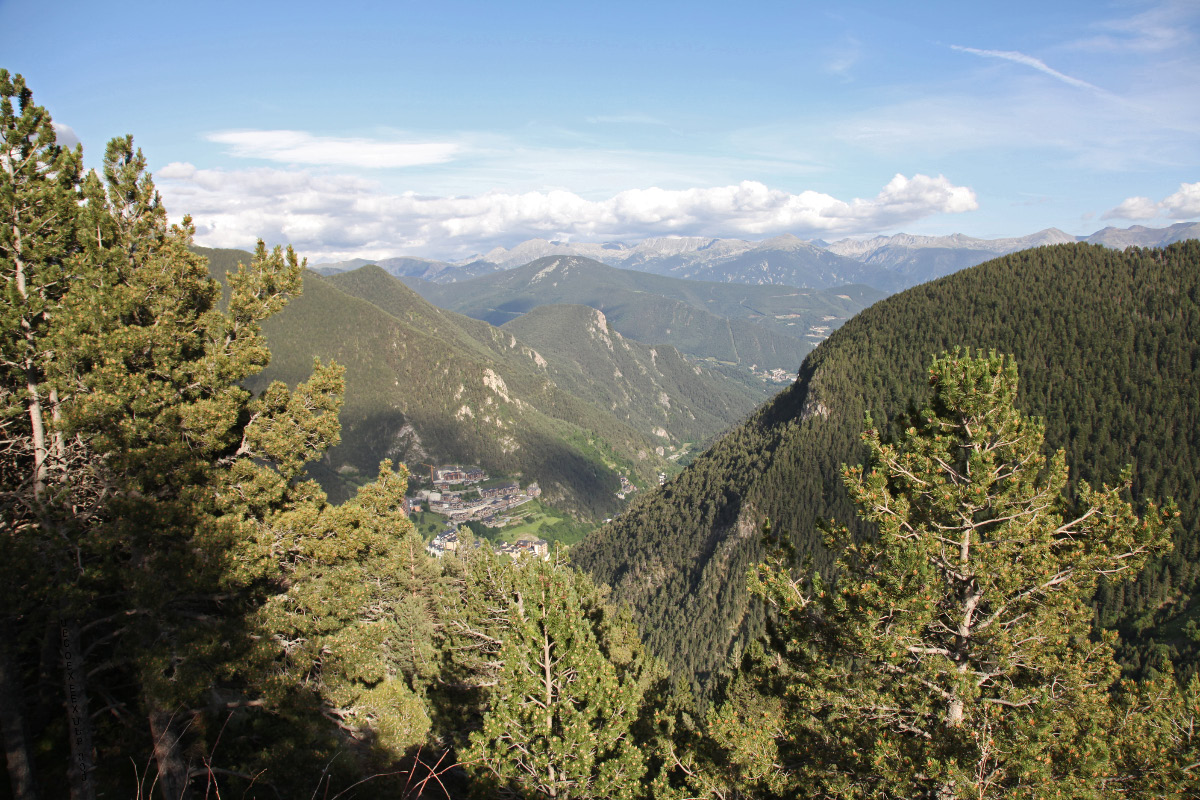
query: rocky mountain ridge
[{"left": 312, "top": 222, "right": 1200, "bottom": 293}]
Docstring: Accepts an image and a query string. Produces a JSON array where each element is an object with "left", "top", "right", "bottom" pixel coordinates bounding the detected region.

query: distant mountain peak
[
  {"left": 756, "top": 233, "right": 820, "bottom": 251},
  {"left": 324, "top": 221, "right": 1198, "bottom": 295},
  {"left": 825, "top": 228, "right": 1075, "bottom": 258}
]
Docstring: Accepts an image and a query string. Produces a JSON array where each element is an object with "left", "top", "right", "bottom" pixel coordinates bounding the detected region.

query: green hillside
[
  {"left": 501, "top": 304, "right": 767, "bottom": 447},
  {"left": 328, "top": 266, "right": 764, "bottom": 454},
  {"left": 572, "top": 241, "right": 1200, "bottom": 697},
  {"left": 405, "top": 255, "right": 881, "bottom": 373},
  {"left": 194, "top": 250, "right": 673, "bottom": 518}
]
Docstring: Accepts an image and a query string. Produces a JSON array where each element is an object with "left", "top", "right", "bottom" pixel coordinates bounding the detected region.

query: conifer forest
[{"left": 3, "top": 70, "right": 1199, "bottom": 800}]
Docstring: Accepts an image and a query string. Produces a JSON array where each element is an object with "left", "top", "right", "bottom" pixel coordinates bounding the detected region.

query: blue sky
[{"left": 2, "top": 0, "right": 1197, "bottom": 261}]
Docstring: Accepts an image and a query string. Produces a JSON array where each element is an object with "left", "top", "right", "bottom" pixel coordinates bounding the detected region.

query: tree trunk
[
  {"left": 147, "top": 707, "right": 193, "bottom": 800},
  {"left": 0, "top": 627, "right": 38, "bottom": 800},
  {"left": 543, "top": 623, "right": 557, "bottom": 798},
  {"left": 60, "top": 619, "right": 95, "bottom": 800}
]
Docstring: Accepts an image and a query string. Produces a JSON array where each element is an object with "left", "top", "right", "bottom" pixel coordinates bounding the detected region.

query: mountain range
[
  {"left": 400, "top": 255, "right": 881, "bottom": 374},
  {"left": 312, "top": 221, "right": 1200, "bottom": 294},
  {"left": 198, "top": 248, "right": 766, "bottom": 518},
  {"left": 500, "top": 304, "right": 771, "bottom": 449}
]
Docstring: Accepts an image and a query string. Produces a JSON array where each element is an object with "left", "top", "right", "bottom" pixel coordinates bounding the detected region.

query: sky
[{"left": 2, "top": 0, "right": 1198, "bottom": 262}]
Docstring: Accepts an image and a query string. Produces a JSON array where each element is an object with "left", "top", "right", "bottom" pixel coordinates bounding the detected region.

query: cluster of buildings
[
  {"left": 749, "top": 364, "right": 798, "bottom": 384},
  {"left": 495, "top": 538, "right": 550, "bottom": 559},
  {"left": 419, "top": 481, "right": 540, "bottom": 525},
  {"left": 415, "top": 465, "right": 541, "bottom": 526},
  {"left": 425, "top": 528, "right": 549, "bottom": 561},
  {"left": 426, "top": 529, "right": 462, "bottom": 558},
  {"left": 431, "top": 465, "right": 486, "bottom": 487},
  {"left": 418, "top": 466, "right": 553, "bottom": 562}
]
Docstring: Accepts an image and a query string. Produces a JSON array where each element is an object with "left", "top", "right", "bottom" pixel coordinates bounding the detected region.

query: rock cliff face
[{"left": 501, "top": 302, "right": 766, "bottom": 448}]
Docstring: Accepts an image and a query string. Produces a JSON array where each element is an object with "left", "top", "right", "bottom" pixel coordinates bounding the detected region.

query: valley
[
  {"left": 8, "top": 6, "right": 1200, "bottom": 794},
  {"left": 198, "top": 248, "right": 786, "bottom": 520}
]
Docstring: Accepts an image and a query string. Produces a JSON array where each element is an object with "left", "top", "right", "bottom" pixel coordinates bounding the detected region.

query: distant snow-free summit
[{"left": 312, "top": 221, "right": 1200, "bottom": 293}]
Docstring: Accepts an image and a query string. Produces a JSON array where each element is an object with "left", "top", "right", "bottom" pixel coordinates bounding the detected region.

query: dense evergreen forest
[
  {"left": 3, "top": 70, "right": 1198, "bottom": 799},
  {"left": 574, "top": 239, "right": 1200, "bottom": 698}
]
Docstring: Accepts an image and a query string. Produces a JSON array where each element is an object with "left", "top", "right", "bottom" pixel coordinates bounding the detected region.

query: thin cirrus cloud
[
  {"left": 1104, "top": 181, "right": 1200, "bottom": 220},
  {"left": 206, "top": 129, "right": 461, "bottom": 168},
  {"left": 950, "top": 45, "right": 1105, "bottom": 93},
  {"left": 1076, "top": 0, "right": 1197, "bottom": 53},
  {"left": 822, "top": 36, "right": 862, "bottom": 78},
  {"left": 156, "top": 162, "right": 978, "bottom": 262},
  {"left": 584, "top": 114, "right": 670, "bottom": 126}
]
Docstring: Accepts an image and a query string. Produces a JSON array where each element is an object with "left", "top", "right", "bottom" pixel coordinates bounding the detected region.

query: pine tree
[
  {"left": 462, "top": 554, "right": 651, "bottom": 800},
  {"left": 731, "top": 350, "right": 1174, "bottom": 799},
  {"left": 0, "top": 67, "right": 90, "bottom": 800},
  {"left": 0, "top": 72, "right": 478, "bottom": 799},
  {"left": 0, "top": 77, "right": 353, "bottom": 795},
  {"left": 52, "top": 138, "right": 342, "bottom": 798},
  {"left": 1110, "top": 666, "right": 1200, "bottom": 796},
  {"left": 242, "top": 461, "right": 448, "bottom": 793}
]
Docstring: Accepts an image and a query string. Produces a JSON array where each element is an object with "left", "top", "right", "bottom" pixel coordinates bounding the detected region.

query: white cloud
[
  {"left": 155, "top": 163, "right": 977, "bottom": 262},
  {"left": 823, "top": 37, "right": 862, "bottom": 78},
  {"left": 1077, "top": 1, "right": 1197, "bottom": 53},
  {"left": 584, "top": 114, "right": 668, "bottom": 126},
  {"left": 1103, "top": 181, "right": 1200, "bottom": 220},
  {"left": 951, "top": 45, "right": 1105, "bottom": 93},
  {"left": 52, "top": 122, "right": 81, "bottom": 148},
  {"left": 1161, "top": 182, "right": 1200, "bottom": 218},
  {"left": 1102, "top": 196, "right": 1160, "bottom": 220},
  {"left": 207, "top": 129, "right": 460, "bottom": 168}
]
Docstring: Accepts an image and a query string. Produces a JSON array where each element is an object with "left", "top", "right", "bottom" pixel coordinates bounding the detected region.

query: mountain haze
[
  {"left": 312, "top": 254, "right": 502, "bottom": 283},
  {"left": 823, "top": 228, "right": 1079, "bottom": 285},
  {"left": 314, "top": 222, "right": 1200, "bottom": 297},
  {"left": 403, "top": 255, "right": 880, "bottom": 373},
  {"left": 1083, "top": 221, "right": 1200, "bottom": 249},
  {"left": 470, "top": 234, "right": 882, "bottom": 289}
]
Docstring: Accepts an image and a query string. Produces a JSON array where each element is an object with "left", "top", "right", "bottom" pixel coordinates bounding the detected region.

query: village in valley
[{"left": 412, "top": 465, "right": 552, "bottom": 560}]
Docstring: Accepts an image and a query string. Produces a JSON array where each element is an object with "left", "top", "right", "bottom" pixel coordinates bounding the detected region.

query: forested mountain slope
[
  {"left": 197, "top": 250, "right": 672, "bottom": 517},
  {"left": 572, "top": 241, "right": 1200, "bottom": 696},
  {"left": 328, "top": 265, "right": 764, "bottom": 450},
  {"left": 404, "top": 255, "right": 881, "bottom": 373},
  {"left": 501, "top": 304, "right": 767, "bottom": 446}
]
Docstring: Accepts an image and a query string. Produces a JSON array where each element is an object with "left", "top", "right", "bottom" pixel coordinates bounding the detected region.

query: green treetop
[
  {"left": 0, "top": 69, "right": 361, "bottom": 800},
  {"left": 0, "top": 66, "right": 87, "bottom": 800},
  {"left": 462, "top": 553, "right": 659, "bottom": 800},
  {"left": 717, "top": 350, "right": 1174, "bottom": 799}
]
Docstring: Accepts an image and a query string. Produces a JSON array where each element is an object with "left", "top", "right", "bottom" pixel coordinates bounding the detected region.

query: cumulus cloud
[
  {"left": 1103, "top": 196, "right": 1160, "bottom": 220},
  {"left": 1103, "top": 181, "right": 1200, "bottom": 220},
  {"left": 951, "top": 46, "right": 1105, "bottom": 93},
  {"left": 52, "top": 123, "right": 81, "bottom": 148},
  {"left": 207, "top": 129, "right": 460, "bottom": 168},
  {"left": 155, "top": 163, "right": 977, "bottom": 262},
  {"left": 1162, "top": 182, "right": 1200, "bottom": 218}
]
